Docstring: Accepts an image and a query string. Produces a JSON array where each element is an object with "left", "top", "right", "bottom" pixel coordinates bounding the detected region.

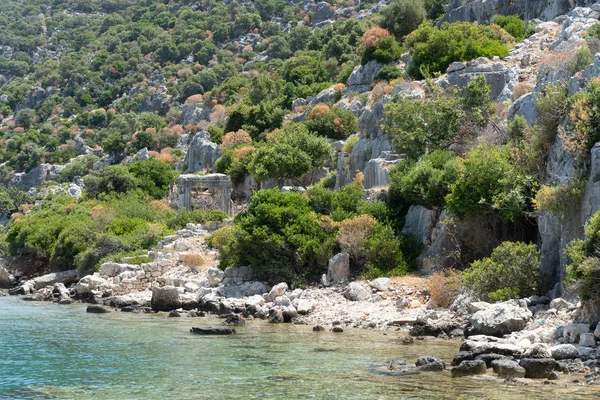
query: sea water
[{"left": 1, "top": 296, "right": 598, "bottom": 399}]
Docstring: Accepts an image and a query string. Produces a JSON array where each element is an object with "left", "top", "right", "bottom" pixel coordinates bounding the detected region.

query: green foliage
[
  {"left": 361, "top": 35, "right": 403, "bottom": 65},
  {"left": 375, "top": 65, "right": 403, "bottom": 81},
  {"left": 390, "top": 150, "right": 459, "bottom": 208},
  {"left": 84, "top": 165, "right": 139, "bottom": 199},
  {"left": 492, "top": 15, "right": 526, "bottom": 41},
  {"left": 507, "top": 115, "right": 528, "bottom": 143},
  {"left": 127, "top": 158, "right": 178, "bottom": 199},
  {"left": 363, "top": 224, "right": 408, "bottom": 279},
  {"left": 570, "top": 46, "right": 593, "bottom": 74},
  {"left": 464, "top": 241, "right": 540, "bottom": 301},
  {"left": 384, "top": 87, "right": 465, "bottom": 159},
  {"left": 0, "top": 186, "right": 31, "bottom": 214},
  {"left": 445, "top": 145, "right": 536, "bottom": 222},
  {"left": 305, "top": 105, "right": 359, "bottom": 140},
  {"left": 405, "top": 22, "right": 511, "bottom": 79},
  {"left": 247, "top": 123, "right": 332, "bottom": 183},
  {"left": 221, "top": 189, "right": 338, "bottom": 282},
  {"left": 378, "top": 0, "right": 426, "bottom": 40},
  {"left": 60, "top": 154, "right": 99, "bottom": 182},
  {"left": 565, "top": 211, "right": 600, "bottom": 300}
]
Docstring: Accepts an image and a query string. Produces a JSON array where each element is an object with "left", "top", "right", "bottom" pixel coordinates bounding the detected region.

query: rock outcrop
[{"left": 183, "top": 130, "right": 220, "bottom": 173}]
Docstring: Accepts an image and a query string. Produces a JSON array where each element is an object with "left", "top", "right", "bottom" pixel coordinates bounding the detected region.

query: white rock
[
  {"left": 370, "top": 278, "right": 391, "bottom": 291},
  {"left": 579, "top": 332, "right": 597, "bottom": 347},
  {"left": 327, "top": 253, "right": 350, "bottom": 285},
  {"left": 549, "top": 297, "right": 573, "bottom": 311},
  {"left": 563, "top": 324, "right": 590, "bottom": 344},
  {"left": 343, "top": 282, "right": 371, "bottom": 302},
  {"left": 245, "top": 294, "right": 265, "bottom": 308},
  {"left": 207, "top": 268, "right": 224, "bottom": 287},
  {"left": 288, "top": 288, "right": 303, "bottom": 302},
  {"left": 184, "top": 282, "right": 200, "bottom": 293},
  {"left": 75, "top": 275, "right": 111, "bottom": 296},
  {"left": 594, "top": 323, "right": 600, "bottom": 340},
  {"left": 274, "top": 295, "right": 292, "bottom": 307},
  {"left": 265, "top": 282, "right": 288, "bottom": 302},
  {"left": 295, "top": 299, "right": 315, "bottom": 315}
]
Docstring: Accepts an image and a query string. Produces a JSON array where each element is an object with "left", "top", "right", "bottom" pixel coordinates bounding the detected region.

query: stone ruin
[{"left": 176, "top": 174, "right": 233, "bottom": 216}]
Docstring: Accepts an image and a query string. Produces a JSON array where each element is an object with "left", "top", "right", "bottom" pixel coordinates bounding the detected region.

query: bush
[
  {"left": 492, "top": 15, "right": 526, "bottom": 41},
  {"left": 566, "top": 211, "right": 600, "bottom": 300},
  {"left": 181, "top": 254, "right": 206, "bottom": 270},
  {"left": 60, "top": 154, "right": 99, "bottom": 182},
  {"left": 363, "top": 224, "right": 408, "bottom": 279},
  {"left": 507, "top": 115, "right": 528, "bottom": 143},
  {"left": 379, "top": 0, "right": 426, "bottom": 40},
  {"left": 305, "top": 104, "right": 358, "bottom": 140},
  {"left": 390, "top": 150, "right": 459, "bottom": 208},
  {"left": 428, "top": 269, "right": 463, "bottom": 307},
  {"left": 359, "top": 28, "right": 403, "bottom": 65},
  {"left": 405, "top": 22, "right": 511, "bottom": 79},
  {"left": 445, "top": 145, "right": 535, "bottom": 222},
  {"left": 337, "top": 215, "right": 377, "bottom": 269},
  {"left": 375, "top": 65, "right": 403, "bottom": 82},
  {"left": 563, "top": 78, "right": 600, "bottom": 164},
  {"left": 463, "top": 241, "right": 540, "bottom": 301}
]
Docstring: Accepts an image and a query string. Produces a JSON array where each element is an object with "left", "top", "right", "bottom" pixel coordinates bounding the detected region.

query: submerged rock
[
  {"left": 451, "top": 360, "right": 487, "bottom": 377},
  {"left": 86, "top": 305, "right": 111, "bottom": 314},
  {"left": 519, "top": 358, "right": 558, "bottom": 379},
  {"left": 491, "top": 359, "right": 526, "bottom": 379},
  {"left": 415, "top": 356, "right": 446, "bottom": 371},
  {"left": 190, "top": 327, "right": 236, "bottom": 335}
]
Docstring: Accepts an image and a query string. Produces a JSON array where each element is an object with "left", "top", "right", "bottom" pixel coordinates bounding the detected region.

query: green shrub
[
  {"left": 60, "top": 154, "right": 99, "bottom": 182},
  {"left": 566, "top": 211, "right": 600, "bottom": 300},
  {"left": 492, "top": 15, "right": 526, "bottom": 41},
  {"left": 361, "top": 33, "right": 403, "bottom": 65},
  {"left": 127, "top": 158, "right": 178, "bottom": 199},
  {"left": 375, "top": 65, "right": 403, "bottom": 81},
  {"left": 390, "top": 150, "right": 459, "bottom": 209},
  {"left": 363, "top": 224, "right": 408, "bottom": 279},
  {"left": 379, "top": 0, "right": 426, "bottom": 40},
  {"left": 570, "top": 46, "right": 593, "bottom": 74},
  {"left": 405, "top": 22, "right": 511, "bottom": 79},
  {"left": 445, "top": 145, "right": 535, "bottom": 222},
  {"left": 507, "top": 115, "right": 528, "bottom": 143},
  {"left": 464, "top": 241, "right": 540, "bottom": 301},
  {"left": 305, "top": 104, "right": 358, "bottom": 140}
]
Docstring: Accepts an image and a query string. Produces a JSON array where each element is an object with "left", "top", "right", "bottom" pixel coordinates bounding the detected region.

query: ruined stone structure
[{"left": 176, "top": 174, "right": 233, "bottom": 216}]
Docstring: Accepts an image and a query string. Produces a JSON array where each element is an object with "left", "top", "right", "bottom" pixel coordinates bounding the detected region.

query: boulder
[
  {"left": 410, "top": 310, "right": 464, "bottom": 336},
  {"left": 523, "top": 343, "right": 552, "bottom": 359},
  {"left": 33, "top": 270, "right": 79, "bottom": 290},
  {"left": 549, "top": 297, "right": 574, "bottom": 311},
  {"left": 467, "top": 300, "right": 532, "bottom": 337},
  {"left": 151, "top": 286, "right": 182, "bottom": 311},
  {"left": 451, "top": 360, "right": 487, "bottom": 377},
  {"left": 221, "top": 266, "right": 256, "bottom": 285},
  {"left": 346, "top": 60, "right": 383, "bottom": 92},
  {"left": 223, "top": 314, "right": 246, "bottom": 326},
  {"left": 0, "top": 266, "right": 12, "bottom": 288},
  {"left": 519, "top": 358, "right": 558, "bottom": 379},
  {"left": 415, "top": 356, "right": 446, "bottom": 371},
  {"left": 217, "top": 281, "right": 269, "bottom": 298},
  {"left": 265, "top": 282, "right": 288, "bottom": 302},
  {"left": 563, "top": 324, "right": 590, "bottom": 344},
  {"left": 86, "top": 305, "right": 111, "bottom": 314},
  {"left": 491, "top": 359, "right": 526, "bottom": 379},
  {"left": 99, "top": 262, "right": 140, "bottom": 278},
  {"left": 452, "top": 351, "right": 475, "bottom": 366},
  {"left": 295, "top": 299, "right": 315, "bottom": 315},
  {"left": 268, "top": 308, "right": 284, "bottom": 323},
  {"left": 579, "top": 333, "right": 597, "bottom": 347},
  {"left": 595, "top": 323, "right": 600, "bottom": 340},
  {"left": 245, "top": 294, "right": 265, "bottom": 308},
  {"left": 75, "top": 275, "right": 111, "bottom": 296},
  {"left": 207, "top": 268, "right": 225, "bottom": 287},
  {"left": 475, "top": 353, "right": 512, "bottom": 368},
  {"left": 326, "top": 252, "right": 350, "bottom": 285},
  {"left": 58, "top": 298, "right": 73, "bottom": 305},
  {"left": 184, "top": 130, "right": 219, "bottom": 172},
  {"left": 343, "top": 282, "right": 371, "bottom": 301},
  {"left": 370, "top": 277, "right": 391, "bottom": 291},
  {"left": 551, "top": 344, "right": 579, "bottom": 360},
  {"left": 313, "top": 325, "right": 326, "bottom": 332},
  {"left": 190, "top": 327, "right": 236, "bottom": 335},
  {"left": 401, "top": 205, "right": 436, "bottom": 246}
]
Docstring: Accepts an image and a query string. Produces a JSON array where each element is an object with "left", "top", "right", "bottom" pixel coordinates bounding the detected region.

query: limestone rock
[
  {"left": 551, "top": 344, "right": 579, "bottom": 360},
  {"left": 563, "top": 324, "right": 590, "bottom": 344},
  {"left": 75, "top": 275, "right": 111, "bottom": 296},
  {"left": 468, "top": 300, "right": 532, "bottom": 337},
  {"left": 265, "top": 282, "right": 288, "bottom": 302},
  {"left": 370, "top": 278, "right": 391, "bottom": 291},
  {"left": 33, "top": 270, "right": 79, "bottom": 290},
  {"left": 346, "top": 61, "right": 383, "bottom": 92},
  {"left": 451, "top": 360, "right": 487, "bottom": 377},
  {"left": 151, "top": 286, "right": 182, "bottom": 311},
  {"left": 207, "top": 268, "right": 225, "bottom": 287},
  {"left": 343, "top": 282, "right": 371, "bottom": 301},
  {"left": 184, "top": 130, "right": 219, "bottom": 173},
  {"left": 99, "top": 262, "right": 140, "bottom": 278},
  {"left": 86, "top": 305, "right": 111, "bottom": 314},
  {"left": 217, "top": 281, "right": 269, "bottom": 298},
  {"left": 595, "top": 323, "right": 600, "bottom": 340},
  {"left": 401, "top": 206, "right": 436, "bottom": 246},
  {"left": 326, "top": 253, "right": 350, "bottom": 285},
  {"left": 579, "top": 333, "right": 597, "bottom": 347},
  {"left": 519, "top": 358, "right": 558, "bottom": 379},
  {"left": 295, "top": 299, "right": 315, "bottom": 315},
  {"left": 549, "top": 297, "right": 573, "bottom": 311},
  {"left": 523, "top": 343, "right": 552, "bottom": 359},
  {"left": 415, "top": 356, "right": 446, "bottom": 371},
  {"left": 0, "top": 266, "right": 12, "bottom": 288},
  {"left": 491, "top": 359, "right": 526, "bottom": 379}
]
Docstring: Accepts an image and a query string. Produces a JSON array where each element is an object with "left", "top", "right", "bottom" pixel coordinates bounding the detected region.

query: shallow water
[{"left": 1, "top": 296, "right": 598, "bottom": 399}]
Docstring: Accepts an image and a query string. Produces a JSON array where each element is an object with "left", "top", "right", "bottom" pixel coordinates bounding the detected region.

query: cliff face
[{"left": 442, "top": 0, "right": 597, "bottom": 24}]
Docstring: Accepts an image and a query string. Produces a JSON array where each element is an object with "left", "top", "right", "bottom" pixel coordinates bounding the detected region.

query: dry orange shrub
[
  {"left": 428, "top": 269, "right": 463, "bottom": 307},
  {"left": 222, "top": 129, "right": 252, "bottom": 149},
  {"left": 337, "top": 215, "right": 377, "bottom": 263},
  {"left": 233, "top": 145, "right": 255, "bottom": 159},
  {"left": 512, "top": 82, "right": 532, "bottom": 100},
  {"left": 181, "top": 254, "right": 206, "bottom": 270},
  {"left": 360, "top": 27, "right": 391, "bottom": 50},
  {"left": 308, "top": 104, "right": 331, "bottom": 119}
]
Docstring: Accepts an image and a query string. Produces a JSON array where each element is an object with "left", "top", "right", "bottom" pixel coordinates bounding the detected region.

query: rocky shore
[{"left": 2, "top": 222, "right": 600, "bottom": 386}]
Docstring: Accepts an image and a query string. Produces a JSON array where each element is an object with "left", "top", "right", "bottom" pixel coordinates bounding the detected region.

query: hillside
[{"left": 1, "top": 0, "right": 600, "bottom": 324}]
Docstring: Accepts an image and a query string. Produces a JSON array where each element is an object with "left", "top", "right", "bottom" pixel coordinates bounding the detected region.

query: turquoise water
[{"left": 1, "top": 296, "right": 598, "bottom": 399}]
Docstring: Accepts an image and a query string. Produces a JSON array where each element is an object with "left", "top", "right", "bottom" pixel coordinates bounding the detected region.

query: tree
[
  {"left": 379, "top": 0, "right": 426, "bottom": 40},
  {"left": 247, "top": 123, "right": 332, "bottom": 184},
  {"left": 128, "top": 158, "right": 178, "bottom": 199},
  {"left": 15, "top": 108, "right": 36, "bottom": 129}
]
